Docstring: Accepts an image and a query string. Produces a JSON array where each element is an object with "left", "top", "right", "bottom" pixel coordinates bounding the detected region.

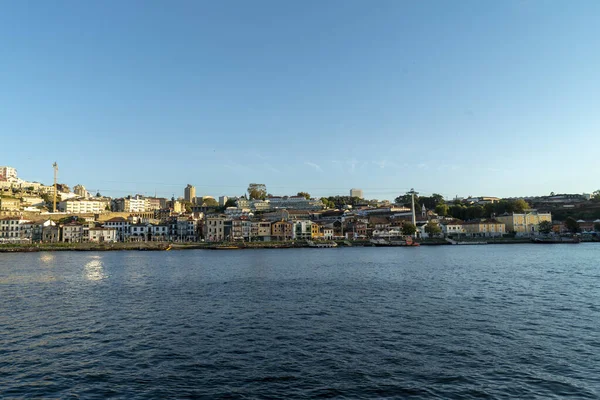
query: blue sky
[{"left": 1, "top": 0, "right": 599, "bottom": 200}]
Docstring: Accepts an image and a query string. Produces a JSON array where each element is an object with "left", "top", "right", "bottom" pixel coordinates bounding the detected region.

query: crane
[{"left": 52, "top": 162, "right": 58, "bottom": 213}]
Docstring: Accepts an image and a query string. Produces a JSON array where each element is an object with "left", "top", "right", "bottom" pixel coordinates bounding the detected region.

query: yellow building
[
  {"left": 463, "top": 220, "right": 505, "bottom": 237},
  {"left": 495, "top": 211, "right": 552, "bottom": 235},
  {"left": 311, "top": 223, "right": 320, "bottom": 239}
]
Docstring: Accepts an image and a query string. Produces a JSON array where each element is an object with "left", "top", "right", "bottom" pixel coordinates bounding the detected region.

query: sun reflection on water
[{"left": 84, "top": 256, "right": 107, "bottom": 281}]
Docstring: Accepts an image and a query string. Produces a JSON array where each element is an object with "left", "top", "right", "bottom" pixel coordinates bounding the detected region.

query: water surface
[{"left": 1, "top": 245, "right": 599, "bottom": 399}]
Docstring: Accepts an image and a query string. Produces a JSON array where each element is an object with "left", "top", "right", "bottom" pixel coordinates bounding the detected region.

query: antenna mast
[{"left": 52, "top": 162, "right": 58, "bottom": 212}]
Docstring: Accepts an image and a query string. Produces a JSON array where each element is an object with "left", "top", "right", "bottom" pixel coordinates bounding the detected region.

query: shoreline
[{"left": 0, "top": 238, "right": 596, "bottom": 252}]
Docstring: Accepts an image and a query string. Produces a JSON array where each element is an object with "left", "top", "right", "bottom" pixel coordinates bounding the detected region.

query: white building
[
  {"left": 0, "top": 166, "right": 17, "bottom": 182},
  {"left": 88, "top": 227, "right": 117, "bottom": 243},
  {"left": 58, "top": 198, "right": 109, "bottom": 214},
  {"left": 114, "top": 195, "right": 148, "bottom": 212},
  {"left": 0, "top": 217, "right": 31, "bottom": 240},
  {"left": 293, "top": 220, "right": 314, "bottom": 240},
  {"left": 440, "top": 220, "right": 465, "bottom": 236},
  {"left": 103, "top": 217, "right": 130, "bottom": 241},
  {"left": 350, "top": 188, "right": 363, "bottom": 199}
]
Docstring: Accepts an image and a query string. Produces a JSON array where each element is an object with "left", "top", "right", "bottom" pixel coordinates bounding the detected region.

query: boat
[
  {"left": 213, "top": 245, "right": 241, "bottom": 250},
  {"left": 165, "top": 244, "right": 172, "bottom": 251}
]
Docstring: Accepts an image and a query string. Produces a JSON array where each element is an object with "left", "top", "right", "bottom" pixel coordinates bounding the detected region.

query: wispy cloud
[
  {"left": 373, "top": 160, "right": 387, "bottom": 169},
  {"left": 305, "top": 162, "right": 322, "bottom": 172},
  {"left": 417, "top": 163, "right": 428, "bottom": 169}
]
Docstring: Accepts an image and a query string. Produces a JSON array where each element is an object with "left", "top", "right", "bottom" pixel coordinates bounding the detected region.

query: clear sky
[{"left": 1, "top": 0, "right": 599, "bottom": 201}]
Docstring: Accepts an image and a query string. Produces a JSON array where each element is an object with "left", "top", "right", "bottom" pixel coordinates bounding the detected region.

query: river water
[{"left": 1, "top": 245, "right": 599, "bottom": 399}]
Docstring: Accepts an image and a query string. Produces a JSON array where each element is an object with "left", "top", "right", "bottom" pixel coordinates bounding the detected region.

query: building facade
[
  {"left": 204, "top": 215, "right": 226, "bottom": 242},
  {"left": 350, "top": 188, "right": 364, "bottom": 199},
  {"left": 0, "top": 166, "right": 17, "bottom": 182},
  {"left": 462, "top": 220, "right": 505, "bottom": 237},
  {"left": 62, "top": 223, "right": 83, "bottom": 242},
  {"left": 58, "top": 199, "right": 109, "bottom": 214},
  {"left": 495, "top": 211, "right": 552, "bottom": 236},
  {"left": 184, "top": 184, "right": 196, "bottom": 203}
]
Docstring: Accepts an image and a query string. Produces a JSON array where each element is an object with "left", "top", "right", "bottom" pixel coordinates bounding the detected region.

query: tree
[
  {"left": 592, "top": 190, "right": 600, "bottom": 202},
  {"left": 424, "top": 222, "right": 442, "bottom": 236},
  {"left": 538, "top": 220, "right": 553, "bottom": 234},
  {"left": 202, "top": 198, "right": 219, "bottom": 207},
  {"left": 512, "top": 199, "right": 529, "bottom": 213},
  {"left": 435, "top": 204, "right": 449, "bottom": 217},
  {"left": 594, "top": 222, "right": 600, "bottom": 232},
  {"left": 401, "top": 222, "right": 417, "bottom": 236},
  {"left": 297, "top": 192, "right": 310, "bottom": 200},
  {"left": 248, "top": 183, "right": 267, "bottom": 200},
  {"left": 564, "top": 217, "right": 580, "bottom": 233},
  {"left": 465, "top": 205, "right": 484, "bottom": 220},
  {"left": 395, "top": 193, "right": 420, "bottom": 209},
  {"left": 224, "top": 198, "right": 237, "bottom": 208}
]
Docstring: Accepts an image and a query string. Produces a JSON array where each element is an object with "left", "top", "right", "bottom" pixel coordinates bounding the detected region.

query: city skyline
[{"left": 2, "top": 1, "right": 599, "bottom": 199}]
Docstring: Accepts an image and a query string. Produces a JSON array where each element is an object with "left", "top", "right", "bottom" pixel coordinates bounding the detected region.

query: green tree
[
  {"left": 395, "top": 193, "right": 419, "bottom": 209},
  {"left": 449, "top": 204, "right": 466, "bottom": 220},
  {"left": 465, "top": 205, "right": 484, "bottom": 220},
  {"left": 538, "top": 220, "right": 553, "bottom": 234},
  {"left": 202, "top": 198, "right": 219, "bottom": 207},
  {"left": 564, "top": 217, "right": 580, "bottom": 233},
  {"left": 424, "top": 222, "right": 442, "bottom": 236},
  {"left": 512, "top": 199, "right": 529, "bottom": 213},
  {"left": 297, "top": 192, "right": 311, "bottom": 200},
  {"left": 224, "top": 198, "right": 237, "bottom": 208},
  {"left": 401, "top": 222, "right": 417, "bottom": 236},
  {"left": 248, "top": 183, "right": 267, "bottom": 200},
  {"left": 435, "top": 204, "right": 449, "bottom": 217},
  {"left": 592, "top": 190, "right": 600, "bottom": 202},
  {"left": 594, "top": 222, "right": 600, "bottom": 232}
]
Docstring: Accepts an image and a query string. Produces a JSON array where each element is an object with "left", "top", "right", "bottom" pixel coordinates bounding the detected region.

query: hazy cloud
[{"left": 305, "top": 162, "right": 322, "bottom": 172}]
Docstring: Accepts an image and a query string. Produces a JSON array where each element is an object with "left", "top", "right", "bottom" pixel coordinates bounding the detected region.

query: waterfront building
[
  {"left": 42, "top": 222, "right": 60, "bottom": 243},
  {"left": 254, "top": 221, "right": 272, "bottom": 241},
  {"left": 88, "top": 227, "right": 117, "bottom": 243},
  {"left": 103, "top": 217, "right": 130, "bottom": 241},
  {"left": 293, "top": 220, "right": 314, "bottom": 240},
  {"left": 62, "top": 223, "right": 83, "bottom": 243},
  {"left": 271, "top": 220, "right": 293, "bottom": 241},
  {"left": 462, "top": 220, "right": 505, "bottom": 237},
  {"left": 0, "top": 217, "right": 31, "bottom": 240},
  {"left": 495, "top": 211, "right": 552, "bottom": 236},
  {"left": 184, "top": 184, "right": 196, "bottom": 203},
  {"left": 440, "top": 220, "right": 465, "bottom": 237},
  {"left": 150, "top": 224, "right": 169, "bottom": 241},
  {"left": 204, "top": 215, "right": 226, "bottom": 242}
]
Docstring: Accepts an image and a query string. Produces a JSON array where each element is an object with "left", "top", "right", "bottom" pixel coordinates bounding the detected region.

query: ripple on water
[{"left": 1, "top": 246, "right": 600, "bottom": 399}]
